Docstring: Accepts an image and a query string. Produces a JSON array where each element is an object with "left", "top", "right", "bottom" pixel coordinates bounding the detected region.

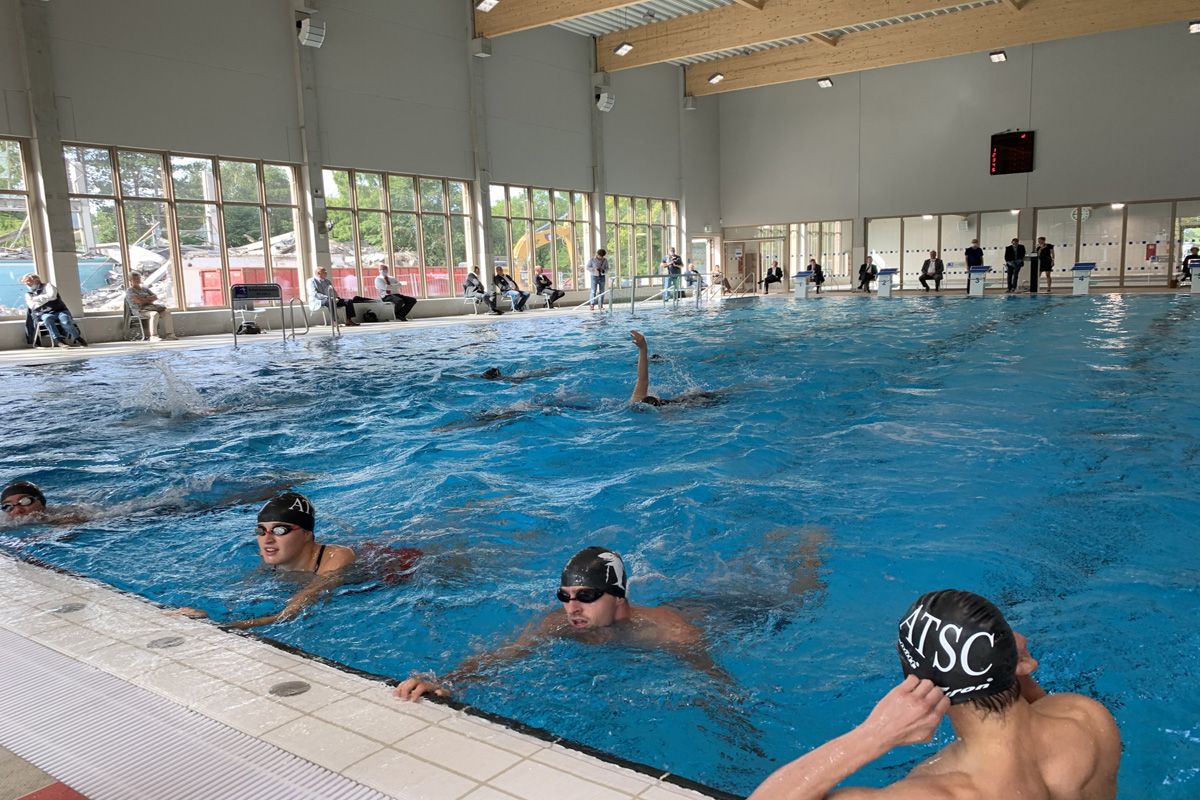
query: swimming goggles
[
  {"left": 1, "top": 496, "right": 36, "bottom": 512},
  {"left": 256, "top": 522, "right": 302, "bottom": 537},
  {"left": 556, "top": 587, "right": 606, "bottom": 604}
]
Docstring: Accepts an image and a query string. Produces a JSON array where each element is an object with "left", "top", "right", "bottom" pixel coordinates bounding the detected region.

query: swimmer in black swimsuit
[
  {"left": 172, "top": 492, "right": 356, "bottom": 629},
  {"left": 629, "top": 330, "right": 724, "bottom": 408}
]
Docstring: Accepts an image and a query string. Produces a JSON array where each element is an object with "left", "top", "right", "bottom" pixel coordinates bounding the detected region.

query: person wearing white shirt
[
  {"left": 586, "top": 249, "right": 609, "bottom": 310},
  {"left": 374, "top": 265, "right": 417, "bottom": 321},
  {"left": 307, "top": 267, "right": 360, "bottom": 327}
]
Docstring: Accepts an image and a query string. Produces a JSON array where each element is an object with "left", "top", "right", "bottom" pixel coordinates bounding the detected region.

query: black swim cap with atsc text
[
  {"left": 560, "top": 547, "right": 628, "bottom": 598},
  {"left": 896, "top": 589, "right": 1018, "bottom": 705},
  {"left": 257, "top": 492, "right": 315, "bottom": 531}
]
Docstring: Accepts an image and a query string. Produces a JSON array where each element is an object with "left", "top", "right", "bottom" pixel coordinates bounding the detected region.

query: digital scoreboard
[{"left": 990, "top": 131, "right": 1035, "bottom": 175}]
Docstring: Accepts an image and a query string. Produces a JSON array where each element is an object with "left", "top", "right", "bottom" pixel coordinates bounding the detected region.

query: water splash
[{"left": 121, "top": 359, "right": 211, "bottom": 418}]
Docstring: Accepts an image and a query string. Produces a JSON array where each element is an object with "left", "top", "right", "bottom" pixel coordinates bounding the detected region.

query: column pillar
[
  {"left": 589, "top": 46, "right": 607, "bottom": 277},
  {"left": 289, "top": 0, "right": 329, "bottom": 293},
  {"left": 466, "top": 0, "right": 495, "bottom": 292},
  {"left": 17, "top": 0, "right": 81, "bottom": 310}
]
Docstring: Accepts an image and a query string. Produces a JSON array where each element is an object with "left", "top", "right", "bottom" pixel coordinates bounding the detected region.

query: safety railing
[{"left": 285, "top": 299, "right": 310, "bottom": 340}]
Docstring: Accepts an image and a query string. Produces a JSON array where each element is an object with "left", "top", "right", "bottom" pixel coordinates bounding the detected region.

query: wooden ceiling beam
[
  {"left": 809, "top": 32, "right": 841, "bottom": 47},
  {"left": 475, "top": 0, "right": 643, "bottom": 39},
  {"left": 731, "top": 0, "right": 767, "bottom": 9},
  {"left": 686, "top": 0, "right": 1198, "bottom": 96},
  {"left": 597, "top": 0, "right": 948, "bottom": 72}
]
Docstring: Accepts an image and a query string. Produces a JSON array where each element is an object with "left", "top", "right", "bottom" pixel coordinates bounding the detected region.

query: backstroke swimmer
[
  {"left": 172, "top": 492, "right": 421, "bottom": 629},
  {"left": 629, "top": 330, "right": 724, "bottom": 407},
  {"left": 393, "top": 546, "right": 729, "bottom": 700}
]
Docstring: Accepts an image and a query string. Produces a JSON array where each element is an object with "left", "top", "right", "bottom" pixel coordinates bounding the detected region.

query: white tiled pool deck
[{"left": 0, "top": 556, "right": 719, "bottom": 800}]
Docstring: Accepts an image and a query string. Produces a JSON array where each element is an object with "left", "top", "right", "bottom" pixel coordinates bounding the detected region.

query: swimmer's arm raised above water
[
  {"left": 747, "top": 676, "right": 950, "bottom": 800},
  {"left": 630, "top": 330, "right": 650, "bottom": 403}
]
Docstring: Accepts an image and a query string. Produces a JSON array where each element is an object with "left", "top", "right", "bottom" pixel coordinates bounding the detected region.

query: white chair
[
  {"left": 123, "top": 300, "right": 148, "bottom": 341},
  {"left": 234, "top": 300, "right": 270, "bottom": 331}
]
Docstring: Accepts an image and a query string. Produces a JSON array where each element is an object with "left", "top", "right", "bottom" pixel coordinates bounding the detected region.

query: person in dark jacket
[
  {"left": 534, "top": 269, "right": 566, "bottom": 309},
  {"left": 760, "top": 261, "right": 784, "bottom": 294},
  {"left": 22, "top": 273, "right": 87, "bottom": 347},
  {"left": 807, "top": 259, "right": 826, "bottom": 294},
  {"left": 918, "top": 251, "right": 945, "bottom": 292},
  {"left": 464, "top": 266, "right": 502, "bottom": 315},
  {"left": 1035, "top": 237, "right": 1055, "bottom": 292},
  {"left": 494, "top": 267, "right": 529, "bottom": 311},
  {"left": 857, "top": 257, "right": 878, "bottom": 292},
  {"left": 964, "top": 239, "right": 984, "bottom": 294},
  {"left": 1004, "top": 238, "right": 1027, "bottom": 293},
  {"left": 1179, "top": 246, "right": 1198, "bottom": 284}
]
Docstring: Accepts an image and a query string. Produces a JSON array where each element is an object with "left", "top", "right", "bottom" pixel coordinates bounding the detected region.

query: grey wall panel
[
  {"left": 719, "top": 77, "right": 861, "bottom": 226},
  {"left": 45, "top": 0, "right": 297, "bottom": 159},
  {"left": 314, "top": 0, "right": 472, "bottom": 178},
  {"left": 605, "top": 64, "right": 682, "bottom": 199},
  {"left": 682, "top": 94, "right": 721, "bottom": 234},
  {"left": 1028, "top": 25, "right": 1200, "bottom": 207},
  {"left": 0, "top": 0, "right": 27, "bottom": 136},
  {"left": 484, "top": 27, "right": 593, "bottom": 189}
]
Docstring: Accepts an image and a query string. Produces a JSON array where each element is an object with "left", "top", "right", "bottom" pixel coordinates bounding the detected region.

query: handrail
[
  {"left": 286, "top": 299, "right": 310, "bottom": 340},
  {"left": 326, "top": 286, "right": 342, "bottom": 338}
]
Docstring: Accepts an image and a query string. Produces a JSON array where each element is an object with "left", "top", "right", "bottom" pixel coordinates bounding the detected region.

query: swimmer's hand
[
  {"left": 168, "top": 607, "right": 208, "bottom": 620},
  {"left": 859, "top": 676, "right": 949, "bottom": 750},
  {"left": 393, "top": 674, "right": 451, "bottom": 701},
  {"left": 630, "top": 330, "right": 647, "bottom": 348}
]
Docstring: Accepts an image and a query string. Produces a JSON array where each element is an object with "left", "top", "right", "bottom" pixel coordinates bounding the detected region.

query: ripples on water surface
[{"left": 2, "top": 293, "right": 1198, "bottom": 796}]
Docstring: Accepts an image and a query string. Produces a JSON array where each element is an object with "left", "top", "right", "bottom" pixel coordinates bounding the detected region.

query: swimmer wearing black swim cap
[
  {"left": 2, "top": 480, "right": 46, "bottom": 518},
  {"left": 171, "top": 492, "right": 356, "bottom": 629},
  {"left": 748, "top": 589, "right": 1121, "bottom": 800},
  {"left": 394, "top": 545, "right": 729, "bottom": 702}
]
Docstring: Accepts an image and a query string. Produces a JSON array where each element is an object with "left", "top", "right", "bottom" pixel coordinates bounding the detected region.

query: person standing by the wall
[
  {"left": 1035, "top": 237, "right": 1055, "bottom": 293},
  {"left": 964, "top": 239, "right": 984, "bottom": 293},
  {"left": 587, "top": 248, "right": 609, "bottom": 310},
  {"left": 1004, "top": 238, "right": 1027, "bottom": 293}
]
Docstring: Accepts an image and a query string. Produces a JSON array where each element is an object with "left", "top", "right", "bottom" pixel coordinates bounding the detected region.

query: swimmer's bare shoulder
[
  {"left": 316, "top": 544, "right": 356, "bottom": 576},
  {"left": 1027, "top": 694, "right": 1120, "bottom": 799},
  {"left": 629, "top": 604, "right": 702, "bottom": 645}
]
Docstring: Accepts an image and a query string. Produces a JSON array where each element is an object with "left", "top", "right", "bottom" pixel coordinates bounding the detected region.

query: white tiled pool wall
[{"left": 0, "top": 555, "right": 724, "bottom": 800}]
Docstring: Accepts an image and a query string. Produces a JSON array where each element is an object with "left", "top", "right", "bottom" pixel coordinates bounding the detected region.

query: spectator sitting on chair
[
  {"left": 534, "top": 268, "right": 565, "bottom": 309},
  {"left": 374, "top": 265, "right": 417, "bottom": 321},
  {"left": 857, "top": 257, "right": 878, "bottom": 292},
  {"left": 494, "top": 267, "right": 529, "bottom": 312},
  {"left": 126, "top": 273, "right": 177, "bottom": 340},
  {"left": 712, "top": 265, "right": 732, "bottom": 292},
  {"left": 807, "top": 259, "right": 826, "bottom": 294},
  {"left": 307, "top": 267, "right": 361, "bottom": 327},
  {"left": 918, "top": 250, "right": 945, "bottom": 292},
  {"left": 760, "top": 261, "right": 784, "bottom": 294},
  {"left": 22, "top": 273, "right": 87, "bottom": 348},
  {"left": 1180, "top": 246, "right": 1198, "bottom": 284},
  {"left": 685, "top": 262, "right": 706, "bottom": 290},
  {"left": 465, "top": 266, "right": 502, "bottom": 315}
]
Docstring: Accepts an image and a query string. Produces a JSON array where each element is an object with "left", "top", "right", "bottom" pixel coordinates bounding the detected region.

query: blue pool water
[{"left": 2, "top": 294, "right": 1198, "bottom": 797}]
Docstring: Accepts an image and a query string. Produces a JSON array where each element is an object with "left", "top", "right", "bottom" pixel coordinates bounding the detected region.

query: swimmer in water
[
  {"left": 394, "top": 546, "right": 728, "bottom": 700},
  {"left": 1, "top": 480, "right": 89, "bottom": 525},
  {"left": 748, "top": 589, "right": 1121, "bottom": 800},
  {"left": 629, "top": 330, "right": 724, "bottom": 407},
  {"left": 173, "top": 492, "right": 356, "bottom": 629},
  {"left": 479, "top": 366, "right": 563, "bottom": 384}
]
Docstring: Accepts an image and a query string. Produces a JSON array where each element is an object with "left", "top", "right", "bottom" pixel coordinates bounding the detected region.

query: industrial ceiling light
[
  {"left": 708, "top": 72, "right": 725, "bottom": 85},
  {"left": 297, "top": 17, "right": 326, "bottom": 48},
  {"left": 989, "top": 50, "right": 1007, "bottom": 63},
  {"left": 683, "top": 96, "right": 697, "bottom": 111},
  {"left": 614, "top": 42, "right": 634, "bottom": 56},
  {"left": 1011, "top": 209, "right": 1021, "bottom": 215},
  {"left": 476, "top": 0, "right": 500, "bottom": 11},
  {"left": 1189, "top": 20, "right": 1200, "bottom": 34},
  {"left": 1110, "top": 203, "right": 1126, "bottom": 210},
  {"left": 922, "top": 214, "right": 934, "bottom": 221},
  {"left": 816, "top": 77, "right": 833, "bottom": 88}
]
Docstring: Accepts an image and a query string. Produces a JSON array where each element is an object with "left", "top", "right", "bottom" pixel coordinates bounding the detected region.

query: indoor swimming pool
[{"left": 2, "top": 293, "right": 1197, "bottom": 797}]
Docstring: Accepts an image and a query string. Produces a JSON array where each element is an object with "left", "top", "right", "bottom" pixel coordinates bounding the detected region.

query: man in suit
[
  {"left": 761, "top": 260, "right": 784, "bottom": 293},
  {"left": 918, "top": 250, "right": 945, "bottom": 292},
  {"left": 1004, "top": 238, "right": 1027, "bottom": 293},
  {"left": 1035, "top": 237, "right": 1055, "bottom": 293},
  {"left": 857, "top": 257, "right": 878, "bottom": 292}
]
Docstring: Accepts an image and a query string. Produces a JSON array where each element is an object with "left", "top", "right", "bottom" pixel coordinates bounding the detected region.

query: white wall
[
  {"left": 682, "top": 94, "right": 721, "bottom": 235},
  {"left": 718, "top": 23, "right": 1200, "bottom": 226},
  {"left": 43, "top": 0, "right": 298, "bottom": 160},
  {"left": 0, "top": 0, "right": 30, "bottom": 137},
  {"left": 604, "top": 64, "right": 683, "bottom": 199},
  {"left": 314, "top": 0, "right": 473, "bottom": 179},
  {"left": 484, "top": 26, "right": 593, "bottom": 190}
]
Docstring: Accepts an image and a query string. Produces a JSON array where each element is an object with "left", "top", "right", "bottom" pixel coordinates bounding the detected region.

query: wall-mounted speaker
[
  {"left": 298, "top": 18, "right": 326, "bottom": 48},
  {"left": 596, "top": 91, "right": 615, "bottom": 112}
]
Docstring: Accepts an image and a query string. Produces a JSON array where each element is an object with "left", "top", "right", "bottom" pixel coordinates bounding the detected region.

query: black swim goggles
[
  {"left": 1, "top": 496, "right": 36, "bottom": 512},
  {"left": 256, "top": 522, "right": 302, "bottom": 537},
  {"left": 556, "top": 587, "right": 607, "bottom": 604}
]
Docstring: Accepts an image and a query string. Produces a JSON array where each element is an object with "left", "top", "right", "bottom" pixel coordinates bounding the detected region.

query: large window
[
  {"left": 65, "top": 145, "right": 301, "bottom": 311},
  {"left": 0, "top": 138, "right": 36, "bottom": 318},
  {"left": 868, "top": 211, "right": 1018, "bottom": 289},
  {"left": 325, "top": 169, "right": 471, "bottom": 299},
  {"left": 603, "top": 194, "right": 678, "bottom": 284},
  {"left": 490, "top": 184, "right": 589, "bottom": 292}
]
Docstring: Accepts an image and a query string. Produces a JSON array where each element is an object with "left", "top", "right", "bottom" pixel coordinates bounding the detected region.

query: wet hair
[
  {"left": 640, "top": 395, "right": 663, "bottom": 407},
  {"left": 481, "top": 367, "right": 502, "bottom": 380},
  {"left": 967, "top": 677, "right": 1021, "bottom": 716}
]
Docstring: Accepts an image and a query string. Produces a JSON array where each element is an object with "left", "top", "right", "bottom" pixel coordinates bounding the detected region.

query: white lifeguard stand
[
  {"left": 1071, "top": 262, "right": 1097, "bottom": 295},
  {"left": 793, "top": 271, "right": 813, "bottom": 299},
  {"left": 968, "top": 266, "right": 991, "bottom": 297},
  {"left": 876, "top": 268, "right": 898, "bottom": 298}
]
